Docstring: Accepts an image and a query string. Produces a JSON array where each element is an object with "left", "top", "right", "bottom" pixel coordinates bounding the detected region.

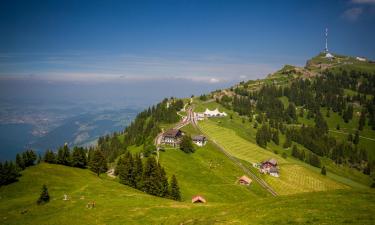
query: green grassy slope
[{"left": 1, "top": 163, "right": 375, "bottom": 225}]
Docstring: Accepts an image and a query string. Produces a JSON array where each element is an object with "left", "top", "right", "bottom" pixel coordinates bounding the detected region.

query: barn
[
  {"left": 238, "top": 175, "right": 252, "bottom": 185},
  {"left": 192, "top": 195, "right": 206, "bottom": 203}
]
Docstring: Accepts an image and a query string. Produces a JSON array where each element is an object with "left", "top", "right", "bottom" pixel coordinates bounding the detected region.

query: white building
[
  {"left": 356, "top": 57, "right": 367, "bottom": 62},
  {"left": 203, "top": 108, "right": 227, "bottom": 117},
  {"left": 192, "top": 135, "right": 207, "bottom": 147}
]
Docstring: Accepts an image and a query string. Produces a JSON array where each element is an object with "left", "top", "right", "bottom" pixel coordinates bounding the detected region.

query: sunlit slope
[{"left": 199, "top": 120, "right": 347, "bottom": 195}]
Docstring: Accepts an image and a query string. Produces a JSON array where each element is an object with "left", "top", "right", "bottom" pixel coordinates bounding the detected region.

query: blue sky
[{"left": 0, "top": 0, "right": 375, "bottom": 83}]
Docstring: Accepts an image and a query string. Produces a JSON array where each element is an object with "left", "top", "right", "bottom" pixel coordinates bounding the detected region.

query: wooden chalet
[
  {"left": 238, "top": 175, "right": 252, "bottom": 185},
  {"left": 260, "top": 158, "right": 279, "bottom": 177},
  {"left": 192, "top": 195, "right": 206, "bottom": 203},
  {"left": 162, "top": 129, "right": 182, "bottom": 147},
  {"left": 192, "top": 135, "right": 207, "bottom": 147}
]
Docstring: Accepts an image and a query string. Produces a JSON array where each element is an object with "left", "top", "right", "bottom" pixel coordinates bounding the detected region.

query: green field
[
  {"left": 199, "top": 119, "right": 348, "bottom": 195},
  {"left": 1, "top": 163, "right": 375, "bottom": 225}
]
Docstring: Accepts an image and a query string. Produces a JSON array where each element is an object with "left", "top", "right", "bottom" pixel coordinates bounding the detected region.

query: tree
[
  {"left": 133, "top": 153, "right": 143, "bottom": 188},
  {"left": 57, "top": 144, "right": 71, "bottom": 166},
  {"left": 315, "top": 112, "right": 328, "bottom": 134},
  {"left": 71, "top": 147, "right": 87, "bottom": 168},
  {"left": 142, "top": 157, "right": 160, "bottom": 196},
  {"left": 169, "top": 175, "right": 181, "bottom": 201},
  {"left": 0, "top": 161, "right": 21, "bottom": 186},
  {"left": 180, "top": 135, "right": 194, "bottom": 153},
  {"left": 343, "top": 104, "right": 353, "bottom": 123},
  {"left": 22, "top": 150, "right": 37, "bottom": 167},
  {"left": 256, "top": 125, "right": 270, "bottom": 148},
  {"left": 37, "top": 184, "right": 50, "bottom": 205},
  {"left": 353, "top": 130, "right": 360, "bottom": 145},
  {"left": 16, "top": 153, "right": 25, "bottom": 170},
  {"left": 358, "top": 109, "right": 366, "bottom": 130},
  {"left": 286, "top": 102, "right": 297, "bottom": 122},
  {"left": 89, "top": 149, "right": 107, "bottom": 176},
  {"left": 321, "top": 166, "right": 327, "bottom": 175},
  {"left": 117, "top": 152, "right": 135, "bottom": 187},
  {"left": 159, "top": 167, "right": 169, "bottom": 197},
  {"left": 272, "top": 130, "right": 279, "bottom": 145},
  {"left": 44, "top": 150, "right": 56, "bottom": 164}
]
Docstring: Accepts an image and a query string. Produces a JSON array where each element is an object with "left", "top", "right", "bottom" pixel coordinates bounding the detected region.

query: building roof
[
  {"left": 192, "top": 195, "right": 206, "bottom": 203},
  {"left": 239, "top": 175, "right": 252, "bottom": 184},
  {"left": 163, "top": 129, "right": 181, "bottom": 138},
  {"left": 203, "top": 108, "right": 227, "bottom": 116},
  {"left": 193, "top": 135, "right": 206, "bottom": 141},
  {"left": 269, "top": 167, "right": 279, "bottom": 173},
  {"left": 263, "top": 158, "right": 277, "bottom": 166}
]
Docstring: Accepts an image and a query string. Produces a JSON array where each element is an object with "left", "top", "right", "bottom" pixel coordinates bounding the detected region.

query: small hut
[
  {"left": 192, "top": 195, "right": 206, "bottom": 203},
  {"left": 238, "top": 175, "right": 252, "bottom": 185}
]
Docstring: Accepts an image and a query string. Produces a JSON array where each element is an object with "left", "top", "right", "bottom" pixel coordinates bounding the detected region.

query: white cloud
[{"left": 342, "top": 7, "right": 364, "bottom": 21}]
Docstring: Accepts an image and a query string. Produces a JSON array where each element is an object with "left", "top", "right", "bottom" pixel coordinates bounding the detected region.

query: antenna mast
[{"left": 325, "top": 28, "right": 328, "bottom": 53}]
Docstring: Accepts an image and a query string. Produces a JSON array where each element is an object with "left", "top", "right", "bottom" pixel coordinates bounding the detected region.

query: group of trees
[
  {"left": 291, "top": 145, "right": 321, "bottom": 168},
  {"left": 1, "top": 149, "right": 37, "bottom": 187},
  {"left": 255, "top": 124, "right": 279, "bottom": 148},
  {"left": 179, "top": 135, "right": 195, "bottom": 153},
  {"left": 43, "top": 145, "right": 108, "bottom": 176},
  {"left": 116, "top": 153, "right": 181, "bottom": 201},
  {"left": 44, "top": 145, "right": 88, "bottom": 168}
]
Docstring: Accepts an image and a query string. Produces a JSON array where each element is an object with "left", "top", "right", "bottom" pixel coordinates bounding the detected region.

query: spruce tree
[
  {"left": 43, "top": 150, "right": 56, "bottom": 164},
  {"left": 118, "top": 152, "right": 135, "bottom": 187},
  {"left": 133, "top": 153, "right": 143, "bottom": 188},
  {"left": 180, "top": 135, "right": 194, "bottom": 153},
  {"left": 89, "top": 149, "right": 107, "bottom": 176},
  {"left": 71, "top": 147, "right": 87, "bottom": 168},
  {"left": 353, "top": 130, "right": 360, "bottom": 145},
  {"left": 16, "top": 153, "right": 25, "bottom": 170},
  {"left": 37, "top": 184, "right": 50, "bottom": 205},
  {"left": 321, "top": 166, "right": 327, "bottom": 175},
  {"left": 169, "top": 175, "right": 181, "bottom": 201},
  {"left": 358, "top": 110, "right": 366, "bottom": 131},
  {"left": 57, "top": 144, "right": 71, "bottom": 166},
  {"left": 142, "top": 157, "right": 160, "bottom": 196},
  {"left": 159, "top": 167, "right": 169, "bottom": 197}
]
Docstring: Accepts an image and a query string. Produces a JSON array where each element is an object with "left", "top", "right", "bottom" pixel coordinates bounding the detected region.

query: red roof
[
  {"left": 239, "top": 175, "right": 252, "bottom": 184},
  {"left": 192, "top": 195, "right": 206, "bottom": 203}
]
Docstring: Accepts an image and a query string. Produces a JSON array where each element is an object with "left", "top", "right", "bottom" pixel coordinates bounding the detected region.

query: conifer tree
[
  {"left": 180, "top": 135, "right": 194, "bottom": 153},
  {"left": 37, "top": 184, "right": 50, "bottom": 205},
  {"left": 169, "top": 175, "right": 181, "bottom": 201},
  {"left": 89, "top": 149, "right": 107, "bottom": 176},
  {"left": 16, "top": 153, "right": 25, "bottom": 170},
  {"left": 57, "top": 144, "right": 71, "bottom": 166},
  {"left": 43, "top": 150, "right": 56, "bottom": 164},
  {"left": 142, "top": 157, "right": 160, "bottom": 196},
  {"left": 358, "top": 110, "right": 366, "bottom": 131},
  {"left": 159, "top": 167, "right": 169, "bottom": 197},
  {"left": 321, "top": 166, "right": 327, "bottom": 175},
  {"left": 118, "top": 152, "right": 135, "bottom": 187},
  {"left": 133, "top": 153, "right": 143, "bottom": 188},
  {"left": 353, "top": 130, "right": 360, "bottom": 145},
  {"left": 71, "top": 147, "right": 87, "bottom": 168}
]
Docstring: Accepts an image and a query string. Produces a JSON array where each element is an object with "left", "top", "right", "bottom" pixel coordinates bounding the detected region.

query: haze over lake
[{"left": 0, "top": 78, "right": 237, "bottom": 160}]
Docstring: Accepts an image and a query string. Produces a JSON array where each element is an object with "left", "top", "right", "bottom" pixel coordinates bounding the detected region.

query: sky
[{"left": 0, "top": 0, "right": 375, "bottom": 84}]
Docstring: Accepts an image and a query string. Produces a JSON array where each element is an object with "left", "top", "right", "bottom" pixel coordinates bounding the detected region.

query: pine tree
[
  {"left": 43, "top": 150, "right": 56, "bottom": 164},
  {"left": 71, "top": 147, "right": 87, "bottom": 168},
  {"left": 57, "top": 144, "right": 71, "bottom": 166},
  {"left": 272, "top": 130, "right": 279, "bottom": 145},
  {"left": 133, "top": 153, "right": 143, "bottom": 188},
  {"left": 37, "top": 184, "right": 50, "bottom": 205},
  {"left": 321, "top": 166, "right": 327, "bottom": 175},
  {"left": 353, "top": 130, "right": 360, "bottom": 145},
  {"left": 180, "top": 135, "right": 194, "bottom": 153},
  {"left": 16, "top": 153, "right": 25, "bottom": 170},
  {"left": 142, "top": 157, "right": 160, "bottom": 196},
  {"left": 286, "top": 102, "right": 297, "bottom": 122},
  {"left": 89, "top": 149, "right": 107, "bottom": 176},
  {"left": 358, "top": 109, "right": 366, "bottom": 130},
  {"left": 159, "top": 167, "right": 169, "bottom": 197},
  {"left": 118, "top": 152, "right": 135, "bottom": 187},
  {"left": 169, "top": 175, "right": 181, "bottom": 201}
]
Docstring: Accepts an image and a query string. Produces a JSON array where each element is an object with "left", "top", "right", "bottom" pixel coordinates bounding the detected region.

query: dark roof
[
  {"left": 193, "top": 135, "right": 206, "bottom": 141},
  {"left": 262, "top": 158, "right": 278, "bottom": 166},
  {"left": 163, "top": 129, "right": 182, "bottom": 138},
  {"left": 269, "top": 167, "right": 279, "bottom": 173}
]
